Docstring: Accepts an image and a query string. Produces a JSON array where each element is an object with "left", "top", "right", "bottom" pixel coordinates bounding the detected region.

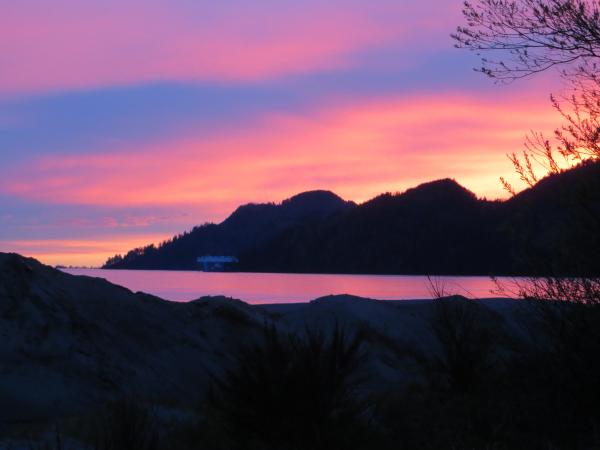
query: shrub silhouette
[
  {"left": 507, "top": 278, "right": 600, "bottom": 433},
  {"left": 89, "top": 399, "right": 160, "bottom": 450},
  {"left": 413, "top": 296, "right": 500, "bottom": 394},
  {"left": 208, "top": 325, "right": 370, "bottom": 450}
]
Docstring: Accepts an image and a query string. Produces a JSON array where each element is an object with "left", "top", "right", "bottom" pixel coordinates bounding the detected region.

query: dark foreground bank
[{"left": 2, "top": 253, "right": 600, "bottom": 449}]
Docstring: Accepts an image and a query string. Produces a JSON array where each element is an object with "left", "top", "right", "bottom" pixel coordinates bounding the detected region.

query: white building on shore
[{"left": 196, "top": 255, "right": 238, "bottom": 271}]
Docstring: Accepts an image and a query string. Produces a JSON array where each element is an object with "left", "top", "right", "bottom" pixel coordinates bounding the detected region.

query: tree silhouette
[
  {"left": 454, "top": 0, "right": 600, "bottom": 191},
  {"left": 456, "top": 6, "right": 600, "bottom": 427}
]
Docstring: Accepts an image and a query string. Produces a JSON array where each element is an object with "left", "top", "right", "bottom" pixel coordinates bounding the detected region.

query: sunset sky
[{"left": 1, "top": 0, "right": 565, "bottom": 266}]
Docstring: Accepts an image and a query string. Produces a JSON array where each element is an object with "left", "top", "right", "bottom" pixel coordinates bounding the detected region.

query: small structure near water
[{"left": 197, "top": 255, "right": 239, "bottom": 272}]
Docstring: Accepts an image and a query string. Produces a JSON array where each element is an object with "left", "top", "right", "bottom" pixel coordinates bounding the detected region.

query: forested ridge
[{"left": 105, "top": 161, "right": 600, "bottom": 276}]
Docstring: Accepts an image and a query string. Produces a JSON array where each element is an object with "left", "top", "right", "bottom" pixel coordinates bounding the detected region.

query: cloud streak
[
  {"left": 1, "top": 92, "right": 560, "bottom": 210},
  {"left": 1, "top": 0, "right": 438, "bottom": 95}
]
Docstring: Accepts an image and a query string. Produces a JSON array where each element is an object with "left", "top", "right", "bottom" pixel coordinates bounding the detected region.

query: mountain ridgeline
[
  {"left": 104, "top": 190, "right": 356, "bottom": 270},
  {"left": 104, "top": 162, "right": 600, "bottom": 276}
]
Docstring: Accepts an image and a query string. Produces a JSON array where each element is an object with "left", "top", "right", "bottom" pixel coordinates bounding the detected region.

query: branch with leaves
[{"left": 455, "top": 0, "right": 600, "bottom": 192}]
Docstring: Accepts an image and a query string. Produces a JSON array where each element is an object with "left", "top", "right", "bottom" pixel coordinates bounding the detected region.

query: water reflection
[{"left": 64, "top": 269, "right": 510, "bottom": 304}]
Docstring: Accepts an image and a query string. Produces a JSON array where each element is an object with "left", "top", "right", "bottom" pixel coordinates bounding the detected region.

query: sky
[{"left": 1, "top": 0, "right": 565, "bottom": 266}]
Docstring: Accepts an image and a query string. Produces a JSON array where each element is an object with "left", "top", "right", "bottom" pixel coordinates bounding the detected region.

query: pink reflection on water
[{"left": 64, "top": 269, "right": 507, "bottom": 304}]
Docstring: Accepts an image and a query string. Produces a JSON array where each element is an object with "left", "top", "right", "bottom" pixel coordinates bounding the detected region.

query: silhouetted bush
[
  {"left": 88, "top": 399, "right": 160, "bottom": 450},
  {"left": 24, "top": 428, "right": 65, "bottom": 450},
  {"left": 407, "top": 294, "right": 504, "bottom": 395},
  {"left": 495, "top": 277, "right": 600, "bottom": 446},
  {"left": 427, "top": 297, "right": 500, "bottom": 393},
  {"left": 206, "top": 325, "right": 372, "bottom": 450}
]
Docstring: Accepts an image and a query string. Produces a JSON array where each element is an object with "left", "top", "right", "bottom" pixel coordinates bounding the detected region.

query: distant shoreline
[
  {"left": 63, "top": 266, "right": 514, "bottom": 305},
  {"left": 76, "top": 266, "right": 515, "bottom": 278}
]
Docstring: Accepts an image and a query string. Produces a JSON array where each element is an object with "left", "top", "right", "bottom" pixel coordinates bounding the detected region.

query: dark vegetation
[
  {"left": 203, "top": 326, "right": 370, "bottom": 450},
  {"left": 105, "top": 161, "right": 600, "bottom": 276},
  {"left": 454, "top": 0, "right": 600, "bottom": 192},
  {"left": 7, "top": 293, "right": 600, "bottom": 450},
  {"left": 378, "top": 304, "right": 600, "bottom": 449},
  {"left": 189, "top": 294, "right": 591, "bottom": 450},
  {"left": 104, "top": 190, "right": 354, "bottom": 271},
  {"left": 87, "top": 400, "right": 161, "bottom": 450}
]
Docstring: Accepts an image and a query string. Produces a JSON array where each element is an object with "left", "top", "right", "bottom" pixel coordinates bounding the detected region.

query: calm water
[{"left": 64, "top": 269, "right": 507, "bottom": 304}]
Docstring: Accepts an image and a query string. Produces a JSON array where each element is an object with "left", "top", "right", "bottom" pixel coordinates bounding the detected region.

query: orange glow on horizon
[
  {"left": 0, "top": 234, "right": 172, "bottom": 267},
  {"left": 2, "top": 92, "right": 562, "bottom": 211}
]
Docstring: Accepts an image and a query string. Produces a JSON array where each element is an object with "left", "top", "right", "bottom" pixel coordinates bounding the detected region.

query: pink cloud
[
  {"left": 0, "top": 0, "right": 431, "bottom": 94},
  {"left": 0, "top": 90, "right": 562, "bottom": 213}
]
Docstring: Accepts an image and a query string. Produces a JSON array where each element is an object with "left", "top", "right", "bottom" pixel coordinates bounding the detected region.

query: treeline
[
  {"left": 242, "top": 161, "right": 600, "bottom": 276},
  {"left": 104, "top": 223, "right": 218, "bottom": 268},
  {"left": 104, "top": 191, "right": 355, "bottom": 270},
  {"left": 105, "top": 161, "right": 600, "bottom": 276}
]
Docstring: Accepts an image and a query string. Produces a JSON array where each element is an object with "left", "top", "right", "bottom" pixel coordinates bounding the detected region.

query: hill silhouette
[
  {"left": 104, "top": 190, "right": 355, "bottom": 270},
  {"left": 240, "top": 179, "right": 508, "bottom": 275},
  {"left": 104, "top": 162, "right": 600, "bottom": 275}
]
